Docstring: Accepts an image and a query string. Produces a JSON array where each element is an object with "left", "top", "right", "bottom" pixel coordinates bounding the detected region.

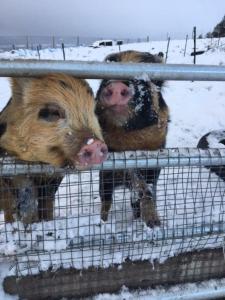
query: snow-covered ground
[
  {"left": 0, "top": 37, "right": 225, "bottom": 299},
  {"left": 1, "top": 38, "right": 225, "bottom": 147}
]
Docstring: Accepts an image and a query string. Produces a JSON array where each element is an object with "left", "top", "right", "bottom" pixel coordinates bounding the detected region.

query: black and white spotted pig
[{"left": 197, "top": 130, "right": 225, "bottom": 182}]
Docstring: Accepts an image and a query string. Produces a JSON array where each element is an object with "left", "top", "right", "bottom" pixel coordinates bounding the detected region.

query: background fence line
[
  {"left": 0, "top": 33, "right": 220, "bottom": 51},
  {"left": 0, "top": 35, "right": 153, "bottom": 51},
  {"left": 1, "top": 31, "right": 223, "bottom": 67}
]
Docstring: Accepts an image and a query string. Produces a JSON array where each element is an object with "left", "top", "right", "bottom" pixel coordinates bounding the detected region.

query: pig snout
[
  {"left": 77, "top": 139, "right": 108, "bottom": 168},
  {"left": 101, "top": 82, "right": 133, "bottom": 106}
]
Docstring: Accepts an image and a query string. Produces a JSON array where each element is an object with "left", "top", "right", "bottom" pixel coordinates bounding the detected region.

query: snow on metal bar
[
  {"left": 1, "top": 59, "right": 225, "bottom": 81},
  {"left": 0, "top": 148, "right": 225, "bottom": 176}
]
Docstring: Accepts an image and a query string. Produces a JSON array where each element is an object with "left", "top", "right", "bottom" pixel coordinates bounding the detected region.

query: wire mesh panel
[{"left": 1, "top": 148, "right": 225, "bottom": 298}]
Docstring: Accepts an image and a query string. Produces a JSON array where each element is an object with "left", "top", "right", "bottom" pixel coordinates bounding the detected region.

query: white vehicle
[{"left": 91, "top": 39, "right": 123, "bottom": 48}]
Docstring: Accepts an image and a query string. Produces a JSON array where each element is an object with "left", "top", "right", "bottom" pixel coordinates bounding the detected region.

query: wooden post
[
  {"left": 193, "top": 26, "right": 197, "bottom": 64},
  {"left": 61, "top": 43, "right": 66, "bottom": 60},
  {"left": 165, "top": 37, "right": 171, "bottom": 62},
  {"left": 37, "top": 46, "right": 40, "bottom": 60},
  {"left": 76, "top": 36, "right": 80, "bottom": 47},
  {"left": 4, "top": 248, "right": 225, "bottom": 300},
  {"left": 184, "top": 34, "right": 188, "bottom": 57},
  {"left": 26, "top": 36, "right": 29, "bottom": 49},
  {"left": 218, "top": 35, "right": 220, "bottom": 47},
  {"left": 52, "top": 36, "right": 55, "bottom": 48}
]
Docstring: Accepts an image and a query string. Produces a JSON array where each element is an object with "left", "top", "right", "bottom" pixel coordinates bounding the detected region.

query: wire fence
[
  {"left": 0, "top": 35, "right": 151, "bottom": 51},
  {"left": 1, "top": 33, "right": 223, "bottom": 67},
  {"left": 1, "top": 148, "right": 225, "bottom": 298}
]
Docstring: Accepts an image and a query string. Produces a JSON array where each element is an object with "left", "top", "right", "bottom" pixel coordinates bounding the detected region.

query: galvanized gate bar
[
  {"left": 1, "top": 59, "right": 225, "bottom": 81},
  {"left": 1, "top": 148, "right": 225, "bottom": 175}
]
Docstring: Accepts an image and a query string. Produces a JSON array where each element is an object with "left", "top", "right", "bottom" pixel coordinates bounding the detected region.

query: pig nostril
[
  {"left": 83, "top": 150, "right": 92, "bottom": 160},
  {"left": 100, "top": 146, "right": 108, "bottom": 157},
  {"left": 103, "top": 89, "right": 113, "bottom": 99},
  {"left": 121, "top": 89, "right": 129, "bottom": 97}
]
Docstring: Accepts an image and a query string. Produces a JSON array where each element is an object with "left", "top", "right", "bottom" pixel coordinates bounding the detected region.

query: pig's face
[
  {"left": 0, "top": 74, "right": 108, "bottom": 169},
  {"left": 96, "top": 80, "right": 134, "bottom": 126},
  {"left": 95, "top": 50, "right": 165, "bottom": 131},
  {"left": 96, "top": 79, "right": 160, "bottom": 130}
]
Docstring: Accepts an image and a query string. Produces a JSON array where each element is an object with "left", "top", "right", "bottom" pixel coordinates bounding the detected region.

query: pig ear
[
  {"left": 10, "top": 77, "right": 35, "bottom": 102},
  {"left": 158, "top": 52, "right": 164, "bottom": 59},
  {"left": 104, "top": 53, "right": 120, "bottom": 62},
  {"left": 139, "top": 53, "right": 165, "bottom": 89}
]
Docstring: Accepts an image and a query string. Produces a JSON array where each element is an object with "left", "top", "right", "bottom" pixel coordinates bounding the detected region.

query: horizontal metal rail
[
  {"left": 1, "top": 59, "right": 225, "bottom": 81},
  {"left": 151, "top": 286, "right": 225, "bottom": 300},
  {"left": 0, "top": 148, "right": 225, "bottom": 176}
]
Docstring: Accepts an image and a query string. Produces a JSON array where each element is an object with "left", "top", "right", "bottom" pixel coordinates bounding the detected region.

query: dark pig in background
[
  {"left": 95, "top": 50, "right": 169, "bottom": 227},
  {"left": 0, "top": 74, "right": 108, "bottom": 225},
  {"left": 197, "top": 130, "right": 225, "bottom": 182}
]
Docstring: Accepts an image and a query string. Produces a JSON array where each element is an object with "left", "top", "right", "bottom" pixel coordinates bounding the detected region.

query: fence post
[
  {"left": 26, "top": 36, "right": 29, "bottom": 49},
  {"left": 61, "top": 43, "right": 66, "bottom": 60},
  {"left": 76, "top": 36, "right": 80, "bottom": 47},
  {"left": 37, "top": 46, "right": 40, "bottom": 60},
  {"left": 218, "top": 35, "right": 220, "bottom": 47},
  {"left": 193, "top": 26, "right": 197, "bottom": 64},
  {"left": 165, "top": 37, "right": 171, "bottom": 62},
  {"left": 184, "top": 34, "right": 188, "bottom": 57},
  {"left": 52, "top": 36, "right": 56, "bottom": 48}
]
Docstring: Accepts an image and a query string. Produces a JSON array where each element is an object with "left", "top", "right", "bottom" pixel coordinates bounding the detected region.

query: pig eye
[{"left": 38, "top": 103, "right": 65, "bottom": 122}]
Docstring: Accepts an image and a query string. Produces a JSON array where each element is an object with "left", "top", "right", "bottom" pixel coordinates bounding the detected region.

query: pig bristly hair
[{"left": 0, "top": 74, "right": 107, "bottom": 168}]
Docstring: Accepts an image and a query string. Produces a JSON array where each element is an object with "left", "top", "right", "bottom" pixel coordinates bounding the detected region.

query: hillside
[{"left": 212, "top": 15, "right": 225, "bottom": 37}]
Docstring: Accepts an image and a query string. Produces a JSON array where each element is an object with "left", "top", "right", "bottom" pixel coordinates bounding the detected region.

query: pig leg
[
  {"left": 34, "top": 175, "right": 63, "bottom": 221},
  {"left": 0, "top": 176, "right": 39, "bottom": 225},
  {"left": 14, "top": 177, "right": 39, "bottom": 225},
  {"left": 100, "top": 168, "right": 161, "bottom": 227},
  {"left": 100, "top": 170, "right": 115, "bottom": 221},
  {"left": 0, "top": 179, "right": 16, "bottom": 223},
  {"left": 100, "top": 170, "right": 127, "bottom": 221},
  {"left": 38, "top": 195, "right": 53, "bottom": 220},
  {"left": 129, "top": 168, "right": 161, "bottom": 228}
]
